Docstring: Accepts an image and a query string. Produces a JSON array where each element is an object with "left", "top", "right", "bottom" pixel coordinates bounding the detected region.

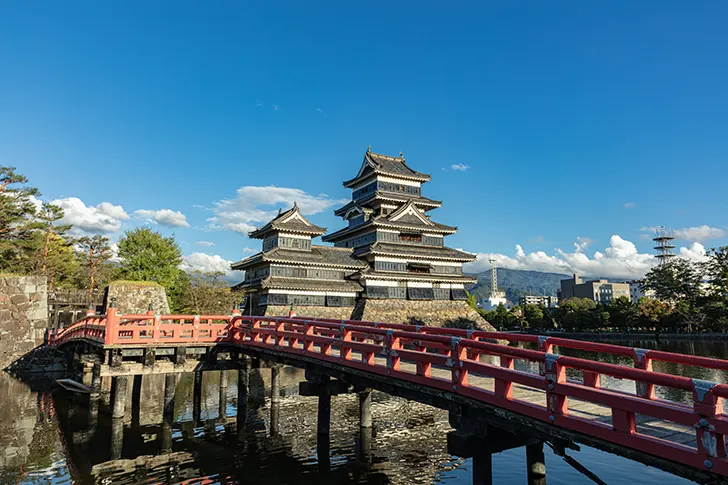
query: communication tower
[
  {"left": 653, "top": 227, "right": 676, "bottom": 265},
  {"left": 485, "top": 258, "right": 507, "bottom": 310}
]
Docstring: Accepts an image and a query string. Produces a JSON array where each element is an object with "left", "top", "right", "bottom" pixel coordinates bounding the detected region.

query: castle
[{"left": 231, "top": 148, "right": 487, "bottom": 327}]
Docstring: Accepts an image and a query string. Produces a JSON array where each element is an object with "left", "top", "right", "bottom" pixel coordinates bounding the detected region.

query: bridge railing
[{"left": 231, "top": 315, "right": 728, "bottom": 475}]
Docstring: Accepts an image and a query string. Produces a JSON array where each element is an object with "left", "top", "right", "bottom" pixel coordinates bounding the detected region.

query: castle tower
[
  {"left": 323, "top": 149, "right": 478, "bottom": 303},
  {"left": 231, "top": 204, "right": 366, "bottom": 317}
]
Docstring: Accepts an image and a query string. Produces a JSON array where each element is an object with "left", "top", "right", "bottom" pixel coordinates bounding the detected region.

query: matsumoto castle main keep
[{"left": 232, "top": 149, "right": 487, "bottom": 327}]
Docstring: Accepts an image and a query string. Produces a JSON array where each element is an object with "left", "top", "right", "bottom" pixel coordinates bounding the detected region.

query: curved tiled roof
[
  {"left": 248, "top": 204, "right": 326, "bottom": 239},
  {"left": 355, "top": 242, "right": 477, "bottom": 262},
  {"left": 343, "top": 150, "right": 431, "bottom": 187},
  {"left": 354, "top": 269, "right": 476, "bottom": 284},
  {"left": 231, "top": 245, "right": 367, "bottom": 270},
  {"left": 334, "top": 194, "right": 442, "bottom": 217}
]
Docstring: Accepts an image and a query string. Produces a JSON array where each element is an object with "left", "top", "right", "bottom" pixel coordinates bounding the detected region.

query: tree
[
  {"left": 77, "top": 235, "right": 113, "bottom": 295},
  {"left": 643, "top": 258, "right": 703, "bottom": 303},
  {"left": 0, "top": 166, "right": 40, "bottom": 271},
  {"left": 637, "top": 297, "right": 670, "bottom": 332},
  {"left": 558, "top": 298, "right": 597, "bottom": 332},
  {"left": 33, "top": 203, "right": 72, "bottom": 278},
  {"left": 705, "top": 246, "right": 728, "bottom": 297},
  {"left": 523, "top": 304, "right": 544, "bottom": 331},
  {"left": 117, "top": 227, "right": 184, "bottom": 308},
  {"left": 607, "top": 296, "right": 637, "bottom": 332},
  {"left": 178, "top": 271, "right": 238, "bottom": 315}
]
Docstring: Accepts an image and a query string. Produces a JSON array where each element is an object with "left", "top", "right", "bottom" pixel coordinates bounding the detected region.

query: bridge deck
[{"left": 47, "top": 310, "right": 728, "bottom": 481}]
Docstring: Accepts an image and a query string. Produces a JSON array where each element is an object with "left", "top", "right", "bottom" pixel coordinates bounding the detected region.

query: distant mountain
[{"left": 466, "top": 268, "right": 569, "bottom": 305}]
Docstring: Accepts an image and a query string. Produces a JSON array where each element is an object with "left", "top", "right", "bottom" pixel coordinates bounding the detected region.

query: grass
[
  {"left": 0, "top": 272, "right": 26, "bottom": 277},
  {"left": 109, "top": 280, "right": 162, "bottom": 287}
]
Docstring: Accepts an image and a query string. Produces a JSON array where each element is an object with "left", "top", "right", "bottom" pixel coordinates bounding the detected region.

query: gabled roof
[
  {"left": 334, "top": 193, "right": 442, "bottom": 217},
  {"left": 387, "top": 199, "right": 434, "bottom": 226},
  {"left": 343, "top": 149, "right": 431, "bottom": 188},
  {"left": 233, "top": 276, "right": 363, "bottom": 293},
  {"left": 354, "top": 242, "right": 477, "bottom": 262},
  {"left": 248, "top": 203, "right": 327, "bottom": 239},
  {"left": 231, "top": 245, "right": 367, "bottom": 271},
  {"left": 322, "top": 214, "right": 457, "bottom": 242}
]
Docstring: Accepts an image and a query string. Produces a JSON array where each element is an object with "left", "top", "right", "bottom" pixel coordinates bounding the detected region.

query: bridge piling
[
  {"left": 219, "top": 370, "right": 229, "bottom": 419},
  {"left": 193, "top": 371, "right": 202, "bottom": 424},
  {"left": 111, "top": 375, "right": 129, "bottom": 419},
  {"left": 237, "top": 358, "right": 249, "bottom": 439},
  {"left": 89, "top": 363, "right": 102, "bottom": 427},
  {"left": 270, "top": 365, "right": 281, "bottom": 435},
  {"left": 526, "top": 442, "right": 547, "bottom": 485},
  {"left": 359, "top": 390, "right": 372, "bottom": 429},
  {"left": 110, "top": 417, "right": 124, "bottom": 460},
  {"left": 161, "top": 373, "right": 176, "bottom": 452},
  {"left": 472, "top": 449, "right": 493, "bottom": 485}
]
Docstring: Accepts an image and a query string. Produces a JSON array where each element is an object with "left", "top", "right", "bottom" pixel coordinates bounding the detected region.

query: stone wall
[
  {"left": 263, "top": 305, "right": 356, "bottom": 321},
  {"left": 103, "top": 282, "right": 170, "bottom": 314},
  {"left": 0, "top": 275, "right": 48, "bottom": 369},
  {"left": 356, "top": 299, "right": 496, "bottom": 330}
]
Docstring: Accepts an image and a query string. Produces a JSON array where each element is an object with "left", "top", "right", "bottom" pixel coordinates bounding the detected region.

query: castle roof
[
  {"left": 234, "top": 276, "right": 363, "bottom": 293},
  {"left": 354, "top": 242, "right": 477, "bottom": 262},
  {"left": 248, "top": 204, "right": 327, "bottom": 239},
  {"left": 334, "top": 193, "right": 442, "bottom": 217},
  {"left": 353, "top": 269, "right": 477, "bottom": 284},
  {"left": 343, "top": 150, "right": 431, "bottom": 188},
  {"left": 231, "top": 245, "right": 367, "bottom": 271}
]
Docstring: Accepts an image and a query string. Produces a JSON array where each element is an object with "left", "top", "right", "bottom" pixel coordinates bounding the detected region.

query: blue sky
[{"left": 2, "top": 1, "right": 727, "bottom": 279}]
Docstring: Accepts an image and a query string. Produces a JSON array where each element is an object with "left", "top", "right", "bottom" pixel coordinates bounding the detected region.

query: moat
[{"left": 3, "top": 339, "right": 727, "bottom": 485}]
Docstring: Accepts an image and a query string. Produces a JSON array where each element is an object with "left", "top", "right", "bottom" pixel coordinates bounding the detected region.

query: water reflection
[{"left": 2, "top": 339, "right": 722, "bottom": 484}]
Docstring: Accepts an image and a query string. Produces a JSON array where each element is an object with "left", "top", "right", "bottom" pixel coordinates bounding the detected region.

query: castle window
[{"left": 399, "top": 233, "right": 422, "bottom": 243}]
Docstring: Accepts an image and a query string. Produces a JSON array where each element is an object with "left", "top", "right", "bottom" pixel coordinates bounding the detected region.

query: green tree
[
  {"left": 178, "top": 271, "right": 238, "bottom": 315},
  {"left": 117, "top": 227, "right": 184, "bottom": 308},
  {"left": 637, "top": 297, "right": 670, "bottom": 332},
  {"left": 558, "top": 298, "right": 597, "bottom": 332},
  {"left": 523, "top": 304, "right": 544, "bottom": 331},
  {"left": 643, "top": 258, "right": 703, "bottom": 304},
  {"left": 607, "top": 296, "right": 637, "bottom": 332},
  {"left": 77, "top": 235, "right": 113, "bottom": 295},
  {"left": 0, "top": 166, "right": 40, "bottom": 271}
]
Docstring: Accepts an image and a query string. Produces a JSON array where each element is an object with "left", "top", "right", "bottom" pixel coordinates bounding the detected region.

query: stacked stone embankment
[{"left": 0, "top": 275, "right": 48, "bottom": 369}]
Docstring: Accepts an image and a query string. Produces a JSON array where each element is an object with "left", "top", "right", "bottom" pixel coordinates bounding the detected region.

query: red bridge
[{"left": 48, "top": 307, "right": 728, "bottom": 484}]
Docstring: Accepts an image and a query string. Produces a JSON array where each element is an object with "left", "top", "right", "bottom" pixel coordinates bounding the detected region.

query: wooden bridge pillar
[
  {"left": 112, "top": 375, "right": 129, "bottom": 419},
  {"left": 357, "top": 426, "right": 373, "bottom": 464},
  {"left": 218, "top": 370, "right": 229, "bottom": 420},
  {"left": 193, "top": 371, "right": 203, "bottom": 425},
  {"left": 359, "top": 390, "right": 373, "bottom": 429},
  {"left": 110, "top": 417, "right": 124, "bottom": 459},
  {"left": 131, "top": 374, "right": 142, "bottom": 427},
  {"left": 88, "top": 363, "right": 102, "bottom": 427},
  {"left": 316, "top": 374, "right": 332, "bottom": 471},
  {"left": 164, "top": 373, "right": 177, "bottom": 416},
  {"left": 526, "top": 442, "right": 547, "bottom": 485},
  {"left": 270, "top": 364, "right": 281, "bottom": 436},
  {"left": 237, "top": 358, "right": 249, "bottom": 439},
  {"left": 472, "top": 449, "right": 493, "bottom": 485}
]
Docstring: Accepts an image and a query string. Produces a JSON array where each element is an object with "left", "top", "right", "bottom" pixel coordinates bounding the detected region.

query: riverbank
[{"left": 530, "top": 331, "right": 728, "bottom": 342}]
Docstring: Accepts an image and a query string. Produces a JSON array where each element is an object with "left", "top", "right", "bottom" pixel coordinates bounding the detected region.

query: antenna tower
[
  {"left": 653, "top": 226, "right": 676, "bottom": 265},
  {"left": 489, "top": 258, "right": 499, "bottom": 298}
]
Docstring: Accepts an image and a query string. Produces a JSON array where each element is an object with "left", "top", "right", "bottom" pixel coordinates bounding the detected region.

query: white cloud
[
  {"left": 210, "top": 185, "right": 345, "bottom": 235},
  {"left": 464, "top": 234, "right": 706, "bottom": 280},
  {"left": 574, "top": 237, "right": 593, "bottom": 252},
  {"left": 679, "top": 242, "right": 708, "bottom": 262},
  {"left": 180, "top": 252, "right": 234, "bottom": 276},
  {"left": 134, "top": 209, "right": 190, "bottom": 228},
  {"left": 623, "top": 202, "right": 636, "bottom": 209},
  {"left": 243, "top": 247, "right": 257, "bottom": 253},
  {"left": 451, "top": 164, "right": 471, "bottom": 171},
  {"left": 51, "top": 197, "right": 129, "bottom": 234},
  {"left": 196, "top": 241, "right": 215, "bottom": 247},
  {"left": 674, "top": 225, "right": 726, "bottom": 242}
]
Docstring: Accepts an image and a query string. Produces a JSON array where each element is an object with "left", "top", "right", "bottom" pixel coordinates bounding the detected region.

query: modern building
[
  {"left": 232, "top": 148, "right": 487, "bottom": 327},
  {"left": 629, "top": 281, "right": 655, "bottom": 303},
  {"left": 322, "top": 148, "right": 477, "bottom": 301},
  {"left": 520, "top": 295, "right": 557, "bottom": 307},
  {"left": 558, "top": 274, "right": 630, "bottom": 305},
  {"left": 231, "top": 204, "right": 366, "bottom": 317}
]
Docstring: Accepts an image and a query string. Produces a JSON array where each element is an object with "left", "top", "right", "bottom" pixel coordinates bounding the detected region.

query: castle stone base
[
  {"left": 354, "top": 299, "right": 495, "bottom": 330},
  {"left": 103, "top": 282, "right": 170, "bottom": 315},
  {"left": 263, "top": 305, "right": 356, "bottom": 321}
]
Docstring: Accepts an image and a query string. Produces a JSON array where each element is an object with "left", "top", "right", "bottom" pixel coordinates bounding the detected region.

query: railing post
[
  {"left": 495, "top": 355, "right": 514, "bottom": 399},
  {"left": 274, "top": 318, "right": 285, "bottom": 347},
  {"left": 692, "top": 379, "right": 726, "bottom": 468},
  {"left": 304, "top": 321, "right": 314, "bottom": 353},
  {"left": 340, "top": 324, "right": 352, "bottom": 361},
  {"left": 544, "top": 353, "right": 567, "bottom": 419},
  {"left": 415, "top": 330, "right": 432, "bottom": 377},
  {"left": 451, "top": 337, "right": 467, "bottom": 390},
  {"left": 633, "top": 348, "right": 654, "bottom": 399},
  {"left": 537, "top": 336, "right": 552, "bottom": 376},
  {"left": 386, "top": 330, "right": 401, "bottom": 374},
  {"left": 105, "top": 308, "right": 119, "bottom": 346}
]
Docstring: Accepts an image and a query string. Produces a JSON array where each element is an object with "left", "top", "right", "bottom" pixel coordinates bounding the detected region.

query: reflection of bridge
[{"left": 48, "top": 305, "right": 728, "bottom": 484}]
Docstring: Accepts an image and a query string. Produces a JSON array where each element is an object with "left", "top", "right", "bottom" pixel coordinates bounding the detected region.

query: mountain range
[{"left": 466, "top": 268, "right": 569, "bottom": 305}]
